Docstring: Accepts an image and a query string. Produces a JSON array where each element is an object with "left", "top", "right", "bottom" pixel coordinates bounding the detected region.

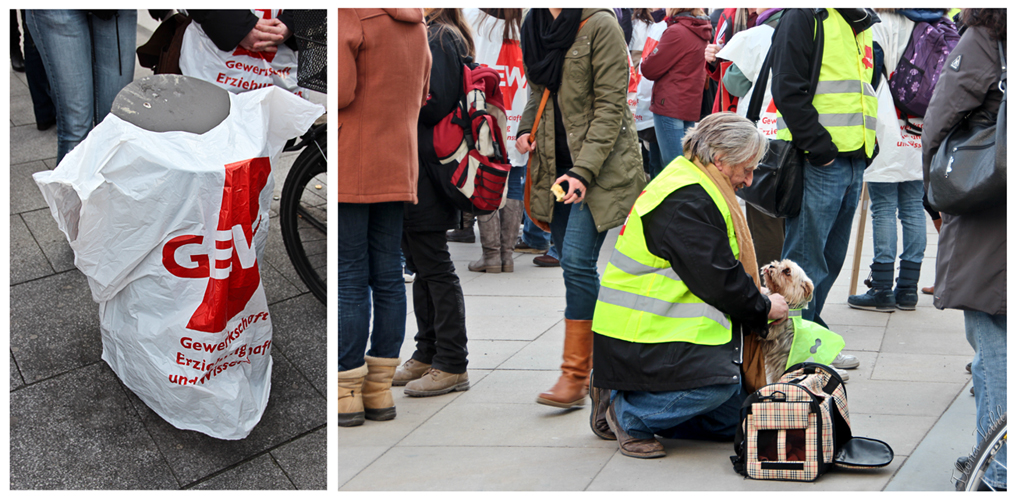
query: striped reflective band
[
  {"left": 609, "top": 251, "right": 682, "bottom": 282},
  {"left": 815, "top": 80, "right": 876, "bottom": 98},
  {"left": 597, "top": 287, "right": 731, "bottom": 329},
  {"left": 776, "top": 114, "right": 877, "bottom": 131}
]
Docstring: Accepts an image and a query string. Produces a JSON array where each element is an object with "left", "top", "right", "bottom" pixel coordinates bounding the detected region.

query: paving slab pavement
[
  {"left": 9, "top": 12, "right": 325, "bottom": 490},
  {"left": 339, "top": 194, "right": 980, "bottom": 491}
]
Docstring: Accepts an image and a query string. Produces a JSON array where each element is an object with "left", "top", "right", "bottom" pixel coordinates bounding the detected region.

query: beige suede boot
[
  {"left": 338, "top": 364, "right": 368, "bottom": 427},
  {"left": 362, "top": 356, "right": 400, "bottom": 421},
  {"left": 499, "top": 199, "right": 523, "bottom": 272},
  {"left": 468, "top": 212, "right": 502, "bottom": 273}
]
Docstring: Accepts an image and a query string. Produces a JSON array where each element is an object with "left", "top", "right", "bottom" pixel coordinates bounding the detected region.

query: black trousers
[{"left": 401, "top": 229, "right": 468, "bottom": 374}]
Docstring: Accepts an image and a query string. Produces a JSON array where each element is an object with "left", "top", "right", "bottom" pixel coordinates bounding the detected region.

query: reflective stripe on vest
[
  {"left": 592, "top": 157, "right": 737, "bottom": 346},
  {"left": 775, "top": 9, "right": 878, "bottom": 158}
]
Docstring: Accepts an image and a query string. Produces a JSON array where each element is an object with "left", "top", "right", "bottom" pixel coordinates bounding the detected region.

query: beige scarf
[{"left": 693, "top": 159, "right": 768, "bottom": 393}]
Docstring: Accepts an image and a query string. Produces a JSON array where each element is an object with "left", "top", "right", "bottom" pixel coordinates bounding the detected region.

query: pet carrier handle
[{"left": 761, "top": 391, "right": 787, "bottom": 402}]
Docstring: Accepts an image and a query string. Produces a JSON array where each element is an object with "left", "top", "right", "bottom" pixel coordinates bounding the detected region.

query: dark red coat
[{"left": 640, "top": 14, "right": 713, "bottom": 121}]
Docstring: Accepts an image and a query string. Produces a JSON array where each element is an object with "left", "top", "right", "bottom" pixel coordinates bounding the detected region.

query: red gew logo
[
  {"left": 495, "top": 40, "right": 525, "bottom": 105},
  {"left": 162, "top": 157, "right": 271, "bottom": 333}
]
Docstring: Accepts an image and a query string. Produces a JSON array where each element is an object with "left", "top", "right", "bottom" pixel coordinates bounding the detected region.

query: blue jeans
[
  {"left": 520, "top": 166, "right": 551, "bottom": 250},
  {"left": 867, "top": 181, "right": 926, "bottom": 265},
  {"left": 654, "top": 115, "right": 696, "bottom": 169},
  {"left": 21, "top": 10, "right": 56, "bottom": 126},
  {"left": 25, "top": 10, "right": 136, "bottom": 164},
  {"left": 612, "top": 382, "right": 745, "bottom": 440},
  {"left": 507, "top": 165, "right": 524, "bottom": 201},
  {"left": 338, "top": 202, "right": 407, "bottom": 371},
  {"left": 551, "top": 201, "right": 607, "bottom": 320},
  {"left": 782, "top": 156, "right": 865, "bottom": 327},
  {"left": 965, "top": 311, "right": 1007, "bottom": 489}
]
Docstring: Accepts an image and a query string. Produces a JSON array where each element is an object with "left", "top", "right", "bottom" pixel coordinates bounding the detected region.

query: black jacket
[
  {"left": 188, "top": 10, "right": 299, "bottom": 53},
  {"left": 593, "top": 184, "right": 771, "bottom": 392},
  {"left": 406, "top": 25, "right": 466, "bottom": 232},
  {"left": 770, "top": 8, "right": 879, "bottom": 166}
]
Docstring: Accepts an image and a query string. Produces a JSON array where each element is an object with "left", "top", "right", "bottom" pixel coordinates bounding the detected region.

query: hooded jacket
[
  {"left": 517, "top": 8, "right": 646, "bottom": 232},
  {"left": 641, "top": 13, "right": 714, "bottom": 121},
  {"left": 338, "top": 9, "right": 431, "bottom": 204},
  {"left": 922, "top": 25, "right": 1006, "bottom": 316}
]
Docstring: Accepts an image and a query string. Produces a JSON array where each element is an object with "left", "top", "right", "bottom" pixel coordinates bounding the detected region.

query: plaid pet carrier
[
  {"left": 431, "top": 62, "right": 512, "bottom": 216},
  {"left": 732, "top": 363, "right": 893, "bottom": 482}
]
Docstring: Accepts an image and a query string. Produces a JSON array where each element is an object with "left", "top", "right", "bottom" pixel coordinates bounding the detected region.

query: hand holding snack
[{"left": 553, "top": 174, "right": 586, "bottom": 204}]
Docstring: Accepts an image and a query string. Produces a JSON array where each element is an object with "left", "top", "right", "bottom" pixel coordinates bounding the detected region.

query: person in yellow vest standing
[
  {"left": 769, "top": 9, "right": 878, "bottom": 372},
  {"left": 589, "top": 113, "right": 790, "bottom": 459}
]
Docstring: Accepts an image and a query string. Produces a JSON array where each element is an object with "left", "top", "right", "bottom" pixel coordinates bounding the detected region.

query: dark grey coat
[{"left": 921, "top": 25, "right": 1006, "bottom": 315}]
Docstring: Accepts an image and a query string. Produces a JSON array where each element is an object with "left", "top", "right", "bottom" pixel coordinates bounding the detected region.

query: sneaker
[
  {"left": 533, "top": 253, "right": 560, "bottom": 267},
  {"left": 834, "top": 368, "right": 850, "bottom": 382},
  {"left": 847, "top": 288, "right": 896, "bottom": 312},
  {"left": 966, "top": 362, "right": 972, "bottom": 373},
  {"left": 514, "top": 237, "right": 549, "bottom": 254},
  {"left": 446, "top": 227, "right": 476, "bottom": 243},
  {"left": 404, "top": 368, "right": 470, "bottom": 397},
  {"left": 392, "top": 358, "right": 431, "bottom": 387},
  {"left": 831, "top": 353, "right": 859, "bottom": 370},
  {"left": 403, "top": 267, "right": 415, "bottom": 283},
  {"left": 894, "top": 287, "right": 919, "bottom": 311}
]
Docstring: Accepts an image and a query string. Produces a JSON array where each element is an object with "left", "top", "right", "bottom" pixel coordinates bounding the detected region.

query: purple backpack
[{"left": 888, "top": 18, "right": 961, "bottom": 117}]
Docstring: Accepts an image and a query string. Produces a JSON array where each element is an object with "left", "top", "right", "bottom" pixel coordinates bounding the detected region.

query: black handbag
[
  {"left": 736, "top": 20, "right": 823, "bottom": 219},
  {"left": 927, "top": 41, "right": 1006, "bottom": 215}
]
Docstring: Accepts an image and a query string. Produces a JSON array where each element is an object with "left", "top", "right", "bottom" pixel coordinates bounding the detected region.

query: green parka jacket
[{"left": 518, "top": 8, "right": 646, "bottom": 232}]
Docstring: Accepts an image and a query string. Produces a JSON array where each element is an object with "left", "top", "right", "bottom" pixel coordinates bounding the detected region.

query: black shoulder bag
[{"left": 927, "top": 41, "right": 1006, "bottom": 216}]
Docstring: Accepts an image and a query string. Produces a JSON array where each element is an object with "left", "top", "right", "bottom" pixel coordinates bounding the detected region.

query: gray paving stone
[
  {"left": 125, "top": 353, "right": 325, "bottom": 485},
  {"left": 871, "top": 353, "right": 972, "bottom": 384},
  {"left": 887, "top": 306, "right": 967, "bottom": 336},
  {"left": 822, "top": 324, "right": 885, "bottom": 352},
  {"left": 260, "top": 258, "right": 304, "bottom": 305},
  {"left": 465, "top": 275, "right": 567, "bottom": 297},
  {"left": 11, "top": 69, "right": 29, "bottom": 95},
  {"left": 339, "top": 445, "right": 388, "bottom": 488},
  {"left": 268, "top": 293, "right": 327, "bottom": 397},
  {"left": 880, "top": 315, "right": 970, "bottom": 355},
  {"left": 270, "top": 428, "right": 326, "bottom": 490},
  {"left": 850, "top": 414, "right": 939, "bottom": 457},
  {"left": 337, "top": 388, "right": 468, "bottom": 449},
  {"left": 10, "top": 213, "right": 53, "bottom": 285},
  {"left": 10, "top": 123, "right": 57, "bottom": 164},
  {"left": 10, "top": 351, "right": 25, "bottom": 391},
  {"left": 21, "top": 207, "right": 75, "bottom": 273},
  {"left": 848, "top": 380, "right": 965, "bottom": 416},
  {"left": 9, "top": 88, "right": 36, "bottom": 126},
  {"left": 9, "top": 270, "right": 102, "bottom": 383},
  {"left": 10, "top": 161, "right": 52, "bottom": 215},
  {"left": 263, "top": 214, "right": 309, "bottom": 295},
  {"left": 463, "top": 313, "right": 562, "bottom": 341},
  {"left": 398, "top": 338, "right": 527, "bottom": 371},
  {"left": 10, "top": 362, "right": 179, "bottom": 489},
  {"left": 191, "top": 454, "right": 294, "bottom": 490},
  {"left": 342, "top": 446, "right": 616, "bottom": 490}
]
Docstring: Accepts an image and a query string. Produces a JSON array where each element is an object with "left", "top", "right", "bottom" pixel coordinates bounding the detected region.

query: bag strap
[{"left": 523, "top": 16, "right": 589, "bottom": 232}]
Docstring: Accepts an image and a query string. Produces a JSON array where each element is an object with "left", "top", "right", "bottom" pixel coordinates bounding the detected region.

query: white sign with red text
[{"left": 34, "top": 88, "right": 323, "bottom": 440}]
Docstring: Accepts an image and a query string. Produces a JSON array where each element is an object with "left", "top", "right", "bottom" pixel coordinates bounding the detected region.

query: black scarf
[{"left": 520, "top": 8, "right": 583, "bottom": 92}]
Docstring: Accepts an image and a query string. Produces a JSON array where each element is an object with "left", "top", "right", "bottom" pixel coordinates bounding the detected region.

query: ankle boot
[
  {"left": 338, "top": 364, "right": 369, "bottom": 427},
  {"left": 447, "top": 211, "right": 476, "bottom": 243},
  {"left": 894, "top": 260, "right": 922, "bottom": 311},
  {"left": 499, "top": 199, "right": 523, "bottom": 272},
  {"left": 362, "top": 356, "right": 400, "bottom": 421},
  {"left": 847, "top": 262, "right": 896, "bottom": 312},
  {"left": 468, "top": 212, "right": 502, "bottom": 273},
  {"left": 537, "top": 319, "right": 593, "bottom": 408}
]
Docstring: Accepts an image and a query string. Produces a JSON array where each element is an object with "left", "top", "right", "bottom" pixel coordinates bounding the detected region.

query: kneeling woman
[{"left": 590, "top": 113, "right": 789, "bottom": 458}]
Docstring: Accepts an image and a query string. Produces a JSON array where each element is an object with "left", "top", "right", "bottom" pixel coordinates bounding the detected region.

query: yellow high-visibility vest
[
  {"left": 592, "top": 156, "right": 737, "bottom": 345},
  {"left": 776, "top": 8, "right": 878, "bottom": 158}
]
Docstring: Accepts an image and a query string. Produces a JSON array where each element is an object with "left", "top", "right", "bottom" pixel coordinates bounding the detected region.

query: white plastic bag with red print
[
  {"left": 180, "top": 9, "right": 306, "bottom": 98},
  {"left": 33, "top": 87, "right": 323, "bottom": 440}
]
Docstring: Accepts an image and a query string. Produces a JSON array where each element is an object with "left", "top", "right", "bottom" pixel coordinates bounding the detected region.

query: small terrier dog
[{"left": 759, "top": 260, "right": 815, "bottom": 384}]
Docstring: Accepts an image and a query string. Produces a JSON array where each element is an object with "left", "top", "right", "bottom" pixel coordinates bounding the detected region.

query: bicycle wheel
[
  {"left": 280, "top": 137, "right": 327, "bottom": 303},
  {"left": 957, "top": 413, "right": 1007, "bottom": 491}
]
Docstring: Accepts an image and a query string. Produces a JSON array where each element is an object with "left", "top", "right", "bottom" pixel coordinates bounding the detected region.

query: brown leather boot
[
  {"left": 468, "top": 212, "right": 502, "bottom": 273},
  {"left": 499, "top": 199, "right": 523, "bottom": 273},
  {"left": 536, "top": 319, "right": 592, "bottom": 408},
  {"left": 362, "top": 356, "right": 400, "bottom": 421},
  {"left": 338, "top": 364, "right": 369, "bottom": 427},
  {"left": 589, "top": 376, "right": 615, "bottom": 440},
  {"left": 606, "top": 397, "right": 666, "bottom": 459}
]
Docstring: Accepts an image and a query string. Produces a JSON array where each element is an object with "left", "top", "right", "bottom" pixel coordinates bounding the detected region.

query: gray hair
[{"left": 681, "top": 112, "right": 768, "bottom": 169}]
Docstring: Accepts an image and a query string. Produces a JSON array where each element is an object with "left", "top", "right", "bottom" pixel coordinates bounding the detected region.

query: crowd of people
[{"left": 339, "top": 7, "right": 1005, "bottom": 489}]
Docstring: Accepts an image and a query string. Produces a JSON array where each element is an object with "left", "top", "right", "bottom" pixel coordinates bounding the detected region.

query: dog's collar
[{"left": 788, "top": 308, "right": 803, "bottom": 317}]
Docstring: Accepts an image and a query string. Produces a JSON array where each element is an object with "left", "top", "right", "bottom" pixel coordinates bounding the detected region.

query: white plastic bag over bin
[{"left": 33, "top": 86, "right": 323, "bottom": 440}]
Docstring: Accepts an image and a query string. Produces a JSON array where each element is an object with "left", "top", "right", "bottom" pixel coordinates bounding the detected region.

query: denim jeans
[
  {"left": 965, "top": 311, "right": 1007, "bottom": 489},
  {"left": 25, "top": 10, "right": 136, "bottom": 164},
  {"left": 20, "top": 10, "right": 56, "bottom": 126},
  {"left": 520, "top": 166, "right": 551, "bottom": 250},
  {"left": 551, "top": 200, "right": 607, "bottom": 320},
  {"left": 507, "top": 165, "right": 524, "bottom": 201},
  {"left": 782, "top": 156, "right": 865, "bottom": 327},
  {"left": 654, "top": 115, "right": 696, "bottom": 169},
  {"left": 338, "top": 202, "right": 407, "bottom": 371},
  {"left": 867, "top": 181, "right": 926, "bottom": 265},
  {"left": 612, "top": 382, "right": 745, "bottom": 440}
]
